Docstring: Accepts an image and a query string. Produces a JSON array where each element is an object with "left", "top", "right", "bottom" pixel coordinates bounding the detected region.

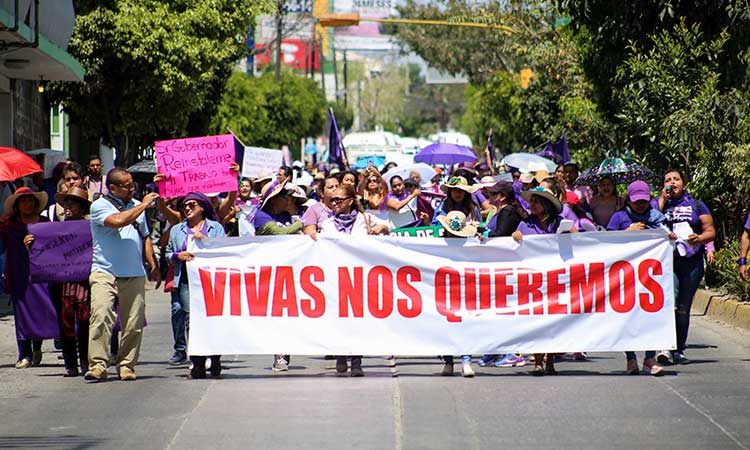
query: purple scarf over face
[{"left": 333, "top": 211, "right": 358, "bottom": 233}]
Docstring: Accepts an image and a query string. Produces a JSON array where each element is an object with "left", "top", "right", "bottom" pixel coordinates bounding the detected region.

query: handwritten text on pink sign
[{"left": 155, "top": 134, "right": 237, "bottom": 197}]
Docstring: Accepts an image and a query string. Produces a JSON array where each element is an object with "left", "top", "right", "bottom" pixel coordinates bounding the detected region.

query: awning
[{"left": 0, "top": 2, "right": 84, "bottom": 82}]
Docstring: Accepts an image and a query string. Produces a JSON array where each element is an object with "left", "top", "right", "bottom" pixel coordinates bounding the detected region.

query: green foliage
[
  {"left": 328, "top": 102, "right": 353, "bottom": 133},
  {"left": 613, "top": 20, "right": 750, "bottom": 237},
  {"left": 705, "top": 238, "right": 750, "bottom": 302},
  {"left": 210, "top": 71, "right": 327, "bottom": 152},
  {"left": 49, "top": 0, "right": 271, "bottom": 166},
  {"left": 560, "top": 0, "right": 750, "bottom": 118},
  {"left": 394, "top": 1, "right": 519, "bottom": 84}
]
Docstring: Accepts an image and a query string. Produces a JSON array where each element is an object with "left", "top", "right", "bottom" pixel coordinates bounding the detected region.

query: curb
[{"left": 692, "top": 289, "right": 750, "bottom": 331}]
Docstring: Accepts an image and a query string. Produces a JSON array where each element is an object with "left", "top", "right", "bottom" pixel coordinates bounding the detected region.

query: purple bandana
[{"left": 333, "top": 211, "right": 358, "bottom": 233}]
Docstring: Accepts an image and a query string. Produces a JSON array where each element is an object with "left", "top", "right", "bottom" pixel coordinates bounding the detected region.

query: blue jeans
[
  {"left": 171, "top": 284, "right": 190, "bottom": 353},
  {"left": 625, "top": 351, "right": 656, "bottom": 361},
  {"left": 673, "top": 254, "right": 705, "bottom": 353}
]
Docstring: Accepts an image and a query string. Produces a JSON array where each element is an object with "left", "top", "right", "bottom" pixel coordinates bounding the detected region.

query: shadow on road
[{"left": 0, "top": 435, "right": 106, "bottom": 449}]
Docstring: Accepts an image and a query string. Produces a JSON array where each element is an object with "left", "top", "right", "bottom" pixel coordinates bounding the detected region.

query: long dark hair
[
  {"left": 443, "top": 188, "right": 478, "bottom": 220},
  {"left": 493, "top": 182, "right": 528, "bottom": 220}
]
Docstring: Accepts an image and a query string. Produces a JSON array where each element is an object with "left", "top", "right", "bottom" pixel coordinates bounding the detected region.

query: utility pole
[
  {"left": 343, "top": 49, "right": 348, "bottom": 107},
  {"left": 274, "top": 0, "right": 283, "bottom": 81},
  {"left": 332, "top": 47, "right": 339, "bottom": 103},
  {"left": 317, "top": 31, "right": 325, "bottom": 95}
]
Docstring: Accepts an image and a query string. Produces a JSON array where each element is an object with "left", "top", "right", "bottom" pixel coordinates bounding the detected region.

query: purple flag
[
  {"left": 485, "top": 128, "right": 496, "bottom": 167},
  {"left": 536, "top": 134, "right": 570, "bottom": 164},
  {"left": 28, "top": 220, "right": 92, "bottom": 283},
  {"left": 328, "top": 108, "right": 347, "bottom": 169}
]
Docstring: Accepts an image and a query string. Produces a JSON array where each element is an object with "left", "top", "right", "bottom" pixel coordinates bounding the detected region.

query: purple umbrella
[{"left": 414, "top": 143, "right": 477, "bottom": 165}]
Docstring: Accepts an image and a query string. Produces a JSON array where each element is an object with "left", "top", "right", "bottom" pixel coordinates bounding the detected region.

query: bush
[{"left": 705, "top": 238, "right": 750, "bottom": 302}]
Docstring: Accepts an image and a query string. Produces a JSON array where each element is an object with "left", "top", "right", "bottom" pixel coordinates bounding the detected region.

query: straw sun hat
[{"left": 437, "top": 210, "right": 478, "bottom": 238}]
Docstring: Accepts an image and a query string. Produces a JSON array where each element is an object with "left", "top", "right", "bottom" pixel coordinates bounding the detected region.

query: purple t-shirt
[
  {"left": 745, "top": 212, "right": 750, "bottom": 232},
  {"left": 253, "top": 210, "right": 292, "bottom": 229},
  {"left": 472, "top": 190, "right": 487, "bottom": 206},
  {"left": 659, "top": 193, "right": 711, "bottom": 258},
  {"left": 606, "top": 208, "right": 666, "bottom": 231},
  {"left": 302, "top": 202, "right": 332, "bottom": 228},
  {"left": 516, "top": 215, "right": 562, "bottom": 235},
  {"left": 383, "top": 191, "right": 409, "bottom": 211},
  {"left": 512, "top": 182, "right": 530, "bottom": 212}
]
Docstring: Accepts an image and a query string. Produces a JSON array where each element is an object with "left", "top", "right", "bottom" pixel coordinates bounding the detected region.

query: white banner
[
  {"left": 241, "top": 146, "right": 283, "bottom": 179},
  {"left": 187, "top": 231, "right": 676, "bottom": 356}
]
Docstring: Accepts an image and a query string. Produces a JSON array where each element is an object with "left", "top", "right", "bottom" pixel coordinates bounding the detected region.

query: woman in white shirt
[
  {"left": 319, "top": 185, "right": 391, "bottom": 237},
  {"left": 317, "top": 185, "right": 391, "bottom": 376}
]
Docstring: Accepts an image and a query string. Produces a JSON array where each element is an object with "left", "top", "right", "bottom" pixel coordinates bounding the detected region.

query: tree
[
  {"left": 210, "top": 70, "right": 327, "bottom": 152},
  {"left": 560, "top": 0, "right": 750, "bottom": 118},
  {"left": 49, "top": 0, "right": 270, "bottom": 166},
  {"left": 614, "top": 20, "right": 750, "bottom": 237}
]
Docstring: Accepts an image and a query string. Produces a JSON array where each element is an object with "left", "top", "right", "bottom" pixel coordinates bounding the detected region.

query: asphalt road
[{"left": 0, "top": 289, "right": 749, "bottom": 450}]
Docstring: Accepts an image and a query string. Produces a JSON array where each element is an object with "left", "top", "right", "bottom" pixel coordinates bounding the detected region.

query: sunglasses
[
  {"left": 182, "top": 201, "right": 200, "bottom": 210},
  {"left": 368, "top": 178, "right": 378, "bottom": 183},
  {"left": 330, "top": 197, "right": 351, "bottom": 205}
]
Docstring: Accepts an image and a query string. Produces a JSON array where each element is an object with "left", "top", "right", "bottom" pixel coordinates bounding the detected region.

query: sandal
[
  {"left": 531, "top": 366, "right": 545, "bottom": 377},
  {"left": 544, "top": 365, "right": 558, "bottom": 375}
]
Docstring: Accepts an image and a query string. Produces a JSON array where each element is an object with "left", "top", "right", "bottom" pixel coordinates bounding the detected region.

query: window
[{"left": 51, "top": 106, "right": 60, "bottom": 135}]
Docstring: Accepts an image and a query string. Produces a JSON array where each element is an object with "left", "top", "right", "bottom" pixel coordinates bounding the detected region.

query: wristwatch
[{"left": 738, "top": 257, "right": 747, "bottom": 265}]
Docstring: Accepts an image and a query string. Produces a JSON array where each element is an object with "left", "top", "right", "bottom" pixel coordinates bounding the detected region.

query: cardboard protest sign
[
  {"left": 155, "top": 134, "right": 237, "bottom": 197},
  {"left": 242, "top": 146, "right": 283, "bottom": 179},
  {"left": 28, "top": 220, "right": 92, "bottom": 283}
]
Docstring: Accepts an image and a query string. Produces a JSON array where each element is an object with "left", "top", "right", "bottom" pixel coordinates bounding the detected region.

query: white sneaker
[
  {"left": 656, "top": 351, "right": 673, "bottom": 365},
  {"left": 461, "top": 362, "right": 475, "bottom": 378}
]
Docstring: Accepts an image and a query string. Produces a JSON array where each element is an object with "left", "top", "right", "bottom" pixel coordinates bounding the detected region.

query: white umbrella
[
  {"left": 382, "top": 163, "right": 437, "bottom": 186},
  {"left": 25, "top": 148, "right": 66, "bottom": 177},
  {"left": 500, "top": 153, "right": 557, "bottom": 172}
]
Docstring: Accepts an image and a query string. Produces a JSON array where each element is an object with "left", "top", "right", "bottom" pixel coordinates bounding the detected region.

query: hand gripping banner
[{"left": 187, "top": 231, "right": 675, "bottom": 356}]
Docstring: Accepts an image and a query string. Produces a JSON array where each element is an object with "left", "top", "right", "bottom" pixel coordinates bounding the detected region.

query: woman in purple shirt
[
  {"left": 0, "top": 187, "right": 49, "bottom": 369},
  {"left": 511, "top": 187, "right": 569, "bottom": 376},
  {"left": 653, "top": 170, "right": 715, "bottom": 365},
  {"left": 302, "top": 174, "right": 339, "bottom": 240},
  {"left": 606, "top": 180, "right": 666, "bottom": 376}
]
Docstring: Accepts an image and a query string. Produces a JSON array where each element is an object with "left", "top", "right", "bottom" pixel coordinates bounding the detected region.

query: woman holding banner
[
  {"left": 436, "top": 210, "right": 481, "bottom": 377},
  {"left": 317, "top": 184, "right": 391, "bottom": 376},
  {"left": 606, "top": 180, "right": 666, "bottom": 376},
  {"left": 302, "top": 174, "right": 339, "bottom": 240},
  {"left": 0, "top": 187, "right": 50, "bottom": 369},
  {"left": 512, "top": 187, "right": 571, "bottom": 376},
  {"left": 384, "top": 175, "right": 422, "bottom": 228},
  {"left": 252, "top": 182, "right": 307, "bottom": 371},
  {"left": 166, "top": 192, "right": 226, "bottom": 379},
  {"left": 27, "top": 187, "right": 93, "bottom": 377},
  {"left": 431, "top": 176, "right": 480, "bottom": 226}
]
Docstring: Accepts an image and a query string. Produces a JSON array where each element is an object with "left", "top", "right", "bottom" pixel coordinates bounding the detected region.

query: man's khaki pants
[{"left": 88, "top": 272, "right": 146, "bottom": 372}]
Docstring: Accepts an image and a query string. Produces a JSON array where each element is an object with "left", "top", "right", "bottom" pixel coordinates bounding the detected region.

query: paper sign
[
  {"left": 28, "top": 220, "right": 93, "bottom": 283},
  {"left": 241, "top": 146, "right": 283, "bottom": 179},
  {"left": 155, "top": 134, "right": 237, "bottom": 197}
]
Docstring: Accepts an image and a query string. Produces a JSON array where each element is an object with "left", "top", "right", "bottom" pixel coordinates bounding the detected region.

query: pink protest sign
[{"left": 155, "top": 134, "right": 237, "bottom": 197}]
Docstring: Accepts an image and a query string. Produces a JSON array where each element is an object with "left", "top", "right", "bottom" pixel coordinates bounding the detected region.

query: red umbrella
[{"left": 0, "top": 147, "right": 44, "bottom": 181}]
